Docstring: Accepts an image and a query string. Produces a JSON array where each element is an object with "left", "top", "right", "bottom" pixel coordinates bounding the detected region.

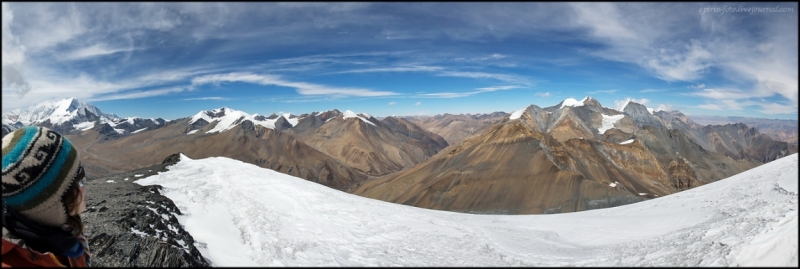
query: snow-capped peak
[
  {"left": 560, "top": 97, "right": 586, "bottom": 109},
  {"left": 188, "top": 107, "right": 292, "bottom": 134},
  {"left": 619, "top": 101, "right": 658, "bottom": 115},
  {"left": 342, "top": 110, "right": 376, "bottom": 126},
  {"left": 5, "top": 97, "right": 118, "bottom": 126},
  {"left": 509, "top": 107, "right": 526, "bottom": 120}
]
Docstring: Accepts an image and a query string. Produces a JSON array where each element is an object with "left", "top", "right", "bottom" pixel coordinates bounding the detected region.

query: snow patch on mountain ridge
[
  {"left": 343, "top": 110, "right": 376, "bottom": 126},
  {"left": 598, "top": 114, "right": 625, "bottom": 134}
]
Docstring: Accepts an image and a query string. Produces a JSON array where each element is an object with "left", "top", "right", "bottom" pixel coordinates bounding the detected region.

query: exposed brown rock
[
  {"left": 352, "top": 99, "right": 796, "bottom": 214},
  {"left": 68, "top": 118, "right": 368, "bottom": 191},
  {"left": 403, "top": 112, "right": 507, "bottom": 145},
  {"left": 668, "top": 158, "right": 696, "bottom": 190},
  {"left": 287, "top": 114, "right": 448, "bottom": 177}
]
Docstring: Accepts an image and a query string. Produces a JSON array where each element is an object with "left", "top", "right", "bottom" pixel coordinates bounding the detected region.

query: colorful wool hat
[{"left": 2, "top": 126, "right": 82, "bottom": 227}]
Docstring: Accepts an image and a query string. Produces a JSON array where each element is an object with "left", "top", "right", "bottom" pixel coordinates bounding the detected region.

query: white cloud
[
  {"left": 437, "top": 71, "right": 530, "bottom": 85},
  {"left": 183, "top": 97, "right": 231, "bottom": 101},
  {"left": 698, "top": 103, "right": 723, "bottom": 110},
  {"left": 656, "top": 104, "right": 673, "bottom": 112},
  {"left": 191, "top": 72, "right": 398, "bottom": 97},
  {"left": 330, "top": 66, "right": 443, "bottom": 74},
  {"left": 2, "top": 65, "right": 32, "bottom": 98},
  {"left": 2, "top": 3, "right": 32, "bottom": 99},
  {"left": 643, "top": 40, "right": 712, "bottom": 82},
  {"left": 588, "top": 89, "right": 616, "bottom": 94},
  {"left": 332, "top": 65, "right": 532, "bottom": 86},
  {"left": 640, "top": 89, "right": 663, "bottom": 93},
  {"left": 758, "top": 102, "right": 798, "bottom": 115},
  {"left": 87, "top": 87, "right": 187, "bottom": 102},
  {"left": 695, "top": 99, "right": 798, "bottom": 115},
  {"left": 489, "top": 53, "right": 506, "bottom": 60},
  {"left": 415, "top": 101, "right": 421, "bottom": 106},
  {"left": 475, "top": 85, "right": 521, "bottom": 92},
  {"left": 689, "top": 88, "right": 753, "bottom": 100},
  {"left": 687, "top": 83, "right": 705, "bottom": 89},
  {"left": 566, "top": 3, "right": 796, "bottom": 114},
  {"left": 64, "top": 44, "right": 137, "bottom": 60},
  {"left": 418, "top": 85, "right": 524, "bottom": 98},
  {"left": 388, "top": 101, "right": 396, "bottom": 106},
  {"left": 535, "top": 92, "right": 551, "bottom": 98}
]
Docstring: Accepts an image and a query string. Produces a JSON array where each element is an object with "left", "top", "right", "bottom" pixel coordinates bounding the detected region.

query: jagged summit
[
  {"left": 1, "top": 97, "right": 123, "bottom": 135},
  {"left": 618, "top": 99, "right": 660, "bottom": 115},
  {"left": 558, "top": 97, "right": 587, "bottom": 109},
  {"left": 341, "top": 110, "right": 377, "bottom": 126},
  {"left": 622, "top": 101, "right": 665, "bottom": 129},
  {"left": 5, "top": 97, "right": 117, "bottom": 126}
]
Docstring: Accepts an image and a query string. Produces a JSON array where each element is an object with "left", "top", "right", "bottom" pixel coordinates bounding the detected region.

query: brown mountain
[
  {"left": 689, "top": 115, "right": 798, "bottom": 145},
  {"left": 352, "top": 97, "right": 795, "bottom": 214},
  {"left": 286, "top": 110, "right": 448, "bottom": 177},
  {"left": 403, "top": 112, "right": 508, "bottom": 145},
  {"left": 68, "top": 115, "right": 368, "bottom": 191}
]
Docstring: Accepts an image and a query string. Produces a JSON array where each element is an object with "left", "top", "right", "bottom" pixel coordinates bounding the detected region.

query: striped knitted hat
[{"left": 2, "top": 126, "right": 82, "bottom": 227}]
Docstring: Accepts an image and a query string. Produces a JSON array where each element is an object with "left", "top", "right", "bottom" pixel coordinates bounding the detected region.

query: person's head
[{"left": 2, "top": 126, "right": 86, "bottom": 237}]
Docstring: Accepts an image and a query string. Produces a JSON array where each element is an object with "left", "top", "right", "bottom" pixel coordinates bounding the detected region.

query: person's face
[{"left": 69, "top": 168, "right": 87, "bottom": 216}]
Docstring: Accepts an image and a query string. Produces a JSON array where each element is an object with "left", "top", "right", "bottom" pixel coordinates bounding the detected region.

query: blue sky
[{"left": 2, "top": 2, "right": 797, "bottom": 120}]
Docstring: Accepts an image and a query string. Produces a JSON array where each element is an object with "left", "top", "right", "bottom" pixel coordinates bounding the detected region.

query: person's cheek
[{"left": 78, "top": 187, "right": 87, "bottom": 214}]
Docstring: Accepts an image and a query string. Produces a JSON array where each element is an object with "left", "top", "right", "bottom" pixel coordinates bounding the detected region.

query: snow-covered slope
[
  {"left": 135, "top": 153, "right": 798, "bottom": 266},
  {"left": 342, "top": 110, "right": 376, "bottom": 126},
  {"left": 598, "top": 114, "right": 625, "bottom": 134}
]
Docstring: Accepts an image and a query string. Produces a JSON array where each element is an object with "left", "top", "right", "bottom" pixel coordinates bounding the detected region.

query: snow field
[
  {"left": 598, "top": 114, "right": 625, "bottom": 134},
  {"left": 135, "top": 154, "right": 798, "bottom": 266}
]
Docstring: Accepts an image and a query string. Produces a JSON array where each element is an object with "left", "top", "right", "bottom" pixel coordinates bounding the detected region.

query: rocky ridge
[{"left": 81, "top": 154, "right": 210, "bottom": 267}]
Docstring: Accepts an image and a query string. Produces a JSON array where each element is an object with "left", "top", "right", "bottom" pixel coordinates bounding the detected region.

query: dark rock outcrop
[
  {"left": 82, "top": 163, "right": 211, "bottom": 267},
  {"left": 274, "top": 116, "right": 293, "bottom": 131}
]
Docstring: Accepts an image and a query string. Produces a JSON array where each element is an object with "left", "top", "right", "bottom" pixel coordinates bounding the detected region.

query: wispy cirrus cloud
[
  {"left": 63, "top": 43, "right": 138, "bottom": 60},
  {"left": 693, "top": 95, "right": 798, "bottom": 115},
  {"left": 417, "top": 85, "right": 524, "bottom": 98},
  {"left": 588, "top": 89, "right": 616, "bottom": 94},
  {"left": 535, "top": 92, "right": 551, "bottom": 98},
  {"left": 87, "top": 87, "right": 188, "bottom": 102},
  {"left": 687, "top": 83, "right": 705, "bottom": 89},
  {"left": 436, "top": 71, "right": 531, "bottom": 85},
  {"left": 689, "top": 88, "right": 753, "bottom": 100},
  {"left": 183, "top": 96, "right": 232, "bottom": 101},
  {"left": 191, "top": 72, "right": 398, "bottom": 97},
  {"left": 329, "top": 65, "right": 444, "bottom": 74},
  {"left": 698, "top": 103, "right": 722, "bottom": 110},
  {"left": 656, "top": 104, "right": 673, "bottom": 112}
]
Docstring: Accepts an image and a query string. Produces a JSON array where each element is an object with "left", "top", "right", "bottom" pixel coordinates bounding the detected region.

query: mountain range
[
  {"left": 2, "top": 97, "right": 796, "bottom": 213},
  {"left": 352, "top": 97, "right": 796, "bottom": 213}
]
